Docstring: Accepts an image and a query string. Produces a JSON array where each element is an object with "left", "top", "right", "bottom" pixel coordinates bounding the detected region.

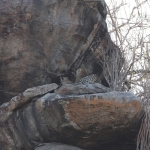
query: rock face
[
  {"left": 0, "top": 0, "right": 110, "bottom": 104},
  {"left": 0, "top": 83, "right": 144, "bottom": 150}
]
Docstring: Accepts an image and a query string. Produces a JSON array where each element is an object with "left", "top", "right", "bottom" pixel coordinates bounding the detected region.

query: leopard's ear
[{"left": 75, "top": 68, "right": 88, "bottom": 83}]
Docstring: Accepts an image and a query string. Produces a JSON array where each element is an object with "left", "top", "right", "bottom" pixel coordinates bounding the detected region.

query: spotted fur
[{"left": 78, "top": 74, "right": 100, "bottom": 84}]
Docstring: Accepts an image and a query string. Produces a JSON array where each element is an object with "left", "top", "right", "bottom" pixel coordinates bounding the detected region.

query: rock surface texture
[
  {"left": 0, "top": 83, "right": 144, "bottom": 150},
  {"left": 0, "top": 0, "right": 109, "bottom": 104},
  {"left": 55, "top": 83, "right": 110, "bottom": 95}
]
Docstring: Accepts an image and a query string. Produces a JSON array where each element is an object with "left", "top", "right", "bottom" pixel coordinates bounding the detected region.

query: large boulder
[
  {"left": 0, "top": 85, "right": 144, "bottom": 150},
  {"left": 0, "top": 0, "right": 109, "bottom": 104}
]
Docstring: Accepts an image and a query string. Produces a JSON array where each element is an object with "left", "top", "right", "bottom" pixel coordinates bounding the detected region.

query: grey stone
[
  {"left": 55, "top": 83, "right": 110, "bottom": 95},
  {"left": 8, "top": 83, "right": 58, "bottom": 111},
  {"left": 0, "top": 90, "right": 144, "bottom": 150},
  {"left": 23, "top": 83, "right": 58, "bottom": 98}
]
